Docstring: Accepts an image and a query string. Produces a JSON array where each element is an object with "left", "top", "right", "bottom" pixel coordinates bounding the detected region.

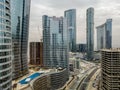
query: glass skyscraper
[
  {"left": 0, "top": 0, "right": 12, "bottom": 89},
  {"left": 106, "top": 19, "right": 112, "bottom": 49},
  {"left": 86, "top": 7, "right": 94, "bottom": 60},
  {"left": 11, "top": 0, "right": 31, "bottom": 79},
  {"left": 96, "top": 19, "right": 112, "bottom": 50},
  {"left": 96, "top": 24, "right": 106, "bottom": 50},
  {"left": 43, "top": 16, "right": 69, "bottom": 68},
  {"left": 64, "top": 9, "right": 76, "bottom": 52}
]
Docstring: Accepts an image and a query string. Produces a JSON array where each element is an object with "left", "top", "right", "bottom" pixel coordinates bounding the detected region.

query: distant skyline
[{"left": 29, "top": 0, "right": 120, "bottom": 48}]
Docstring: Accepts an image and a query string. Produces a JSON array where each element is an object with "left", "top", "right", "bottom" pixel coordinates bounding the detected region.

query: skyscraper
[
  {"left": 106, "top": 19, "right": 112, "bottom": 49},
  {"left": 101, "top": 49, "right": 120, "bottom": 90},
  {"left": 0, "top": 0, "right": 12, "bottom": 89},
  {"left": 11, "top": 0, "right": 31, "bottom": 79},
  {"left": 86, "top": 7, "right": 94, "bottom": 60},
  {"left": 96, "top": 19, "right": 112, "bottom": 50},
  {"left": 64, "top": 9, "right": 76, "bottom": 52},
  {"left": 43, "top": 15, "right": 69, "bottom": 68},
  {"left": 96, "top": 24, "right": 106, "bottom": 50}
]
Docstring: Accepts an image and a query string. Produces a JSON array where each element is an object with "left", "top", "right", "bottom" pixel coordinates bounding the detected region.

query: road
[
  {"left": 86, "top": 69, "right": 101, "bottom": 90},
  {"left": 68, "top": 66, "right": 97, "bottom": 90},
  {"left": 77, "top": 67, "right": 98, "bottom": 90}
]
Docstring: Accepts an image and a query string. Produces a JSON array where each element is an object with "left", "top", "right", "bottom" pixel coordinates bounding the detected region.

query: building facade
[
  {"left": 101, "top": 49, "right": 120, "bottom": 90},
  {"left": 11, "top": 0, "right": 31, "bottom": 79},
  {"left": 96, "top": 19, "right": 112, "bottom": 50},
  {"left": 105, "top": 19, "right": 112, "bottom": 49},
  {"left": 86, "top": 7, "right": 94, "bottom": 60},
  {"left": 30, "top": 69, "right": 69, "bottom": 90},
  {"left": 0, "top": 0, "right": 12, "bottom": 89},
  {"left": 43, "top": 15, "right": 69, "bottom": 69},
  {"left": 64, "top": 9, "right": 76, "bottom": 52},
  {"left": 76, "top": 44, "right": 86, "bottom": 52},
  {"left": 30, "top": 42, "right": 43, "bottom": 66},
  {"left": 96, "top": 24, "right": 106, "bottom": 50}
]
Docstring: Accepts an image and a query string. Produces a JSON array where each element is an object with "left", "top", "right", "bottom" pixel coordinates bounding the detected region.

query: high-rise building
[
  {"left": 101, "top": 49, "right": 120, "bottom": 90},
  {"left": 11, "top": 0, "right": 31, "bottom": 79},
  {"left": 64, "top": 9, "right": 76, "bottom": 52},
  {"left": 106, "top": 19, "right": 112, "bottom": 49},
  {"left": 43, "top": 15, "right": 69, "bottom": 68},
  {"left": 0, "top": 0, "right": 12, "bottom": 89},
  {"left": 96, "top": 19, "right": 112, "bottom": 50},
  {"left": 86, "top": 7, "right": 94, "bottom": 60},
  {"left": 96, "top": 24, "right": 106, "bottom": 50},
  {"left": 30, "top": 42, "right": 43, "bottom": 66}
]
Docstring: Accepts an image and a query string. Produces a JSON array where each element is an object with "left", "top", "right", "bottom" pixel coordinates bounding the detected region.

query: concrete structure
[
  {"left": 64, "top": 9, "right": 76, "bottom": 52},
  {"left": 69, "top": 64, "right": 74, "bottom": 71},
  {"left": 43, "top": 15, "right": 69, "bottom": 68},
  {"left": 101, "top": 49, "right": 120, "bottom": 90},
  {"left": 75, "top": 59, "right": 80, "bottom": 69},
  {"left": 86, "top": 7, "right": 94, "bottom": 60},
  {"left": 30, "top": 42, "right": 43, "bottom": 66},
  {"left": 30, "top": 69, "right": 69, "bottom": 90},
  {"left": 0, "top": 0, "right": 12, "bottom": 89},
  {"left": 69, "top": 57, "right": 80, "bottom": 70},
  {"left": 76, "top": 44, "right": 86, "bottom": 52},
  {"left": 96, "top": 19, "right": 112, "bottom": 50},
  {"left": 11, "top": 0, "right": 31, "bottom": 79}
]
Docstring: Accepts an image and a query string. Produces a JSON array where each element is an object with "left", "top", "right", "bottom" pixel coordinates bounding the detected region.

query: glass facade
[
  {"left": 106, "top": 19, "right": 112, "bottom": 49},
  {"left": 43, "top": 16, "right": 69, "bottom": 68},
  {"left": 86, "top": 7, "right": 94, "bottom": 60},
  {"left": 96, "top": 19, "right": 112, "bottom": 50},
  {"left": 76, "top": 44, "right": 86, "bottom": 52},
  {"left": 96, "top": 24, "right": 106, "bottom": 50},
  {"left": 11, "top": 0, "right": 31, "bottom": 79},
  {"left": 0, "top": 0, "right": 12, "bottom": 90},
  {"left": 64, "top": 9, "right": 76, "bottom": 52}
]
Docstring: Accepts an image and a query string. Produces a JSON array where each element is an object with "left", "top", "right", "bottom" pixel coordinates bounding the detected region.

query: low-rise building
[{"left": 30, "top": 69, "right": 69, "bottom": 90}]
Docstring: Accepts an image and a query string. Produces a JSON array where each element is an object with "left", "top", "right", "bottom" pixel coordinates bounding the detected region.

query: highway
[
  {"left": 68, "top": 66, "right": 97, "bottom": 90},
  {"left": 59, "top": 58, "right": 100, "bottom": 90},
  {"left": 86, "top": 69, "right": 101, "bottom": 90},
  {"left": 77, "top": 67, "right": 98, "bottom": 90}
]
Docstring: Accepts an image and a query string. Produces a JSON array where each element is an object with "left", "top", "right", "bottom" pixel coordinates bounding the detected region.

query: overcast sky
[{"left": 29, "top": 0, "right": 120, "bottom": 49}]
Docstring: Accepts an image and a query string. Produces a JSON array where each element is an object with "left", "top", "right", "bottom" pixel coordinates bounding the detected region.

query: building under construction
[
  {"left": 30, "top": 42, "right": 43, "bottom": 66},
  {"left": 101, "top": 49, "right": 120, "bottom": 90}
]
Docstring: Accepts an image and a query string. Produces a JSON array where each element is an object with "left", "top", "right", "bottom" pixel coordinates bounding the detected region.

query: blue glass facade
[
  {"left": 0, "top": 0, "right": 12, "bottom": 89},
  {"left": 11, "top": 0, "right": 31, "bottom": 79},
  {"left": 106, "top": 19, "right": 112, "bottom": 49},
  {"left": 96, "top": 24, "right": 106, "bottom": 50},
  {"left": 76, "top": 44, "right": 86, "bottom": 52},
  {"left": 96, "top": 19, "right": 112, "bottom": 50},
  {"left": 86, "top": 7, "right": 94, "bottom": 60},
  {"left": 64, "top": 9, "right": 76, "bottom": 52},
  {"left": 43, "top": 16, "right": 69, "bottom": 68}
]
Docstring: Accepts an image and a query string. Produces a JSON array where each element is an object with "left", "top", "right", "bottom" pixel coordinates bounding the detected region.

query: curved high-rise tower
[
  {"left": 11, "top": 0, "right": 31, "bottom": 79},
  {"left": 0, "top": 0, "right": 12, "bottom": 89},
  {"left": 86, "top": 7, "right": 94, "bottom": 60},
  {"left": 64, "top": 9, "right": 76, "bottom": 52}
]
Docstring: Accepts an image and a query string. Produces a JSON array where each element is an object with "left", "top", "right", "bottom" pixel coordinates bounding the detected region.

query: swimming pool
[{"left": 19, "top": 72, "right": 43, "bottom": 84}]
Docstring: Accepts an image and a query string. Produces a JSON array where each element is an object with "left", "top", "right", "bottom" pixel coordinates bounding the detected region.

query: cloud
[{"left": 29, "top": 0, "right": 120, "bottom": 48}]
